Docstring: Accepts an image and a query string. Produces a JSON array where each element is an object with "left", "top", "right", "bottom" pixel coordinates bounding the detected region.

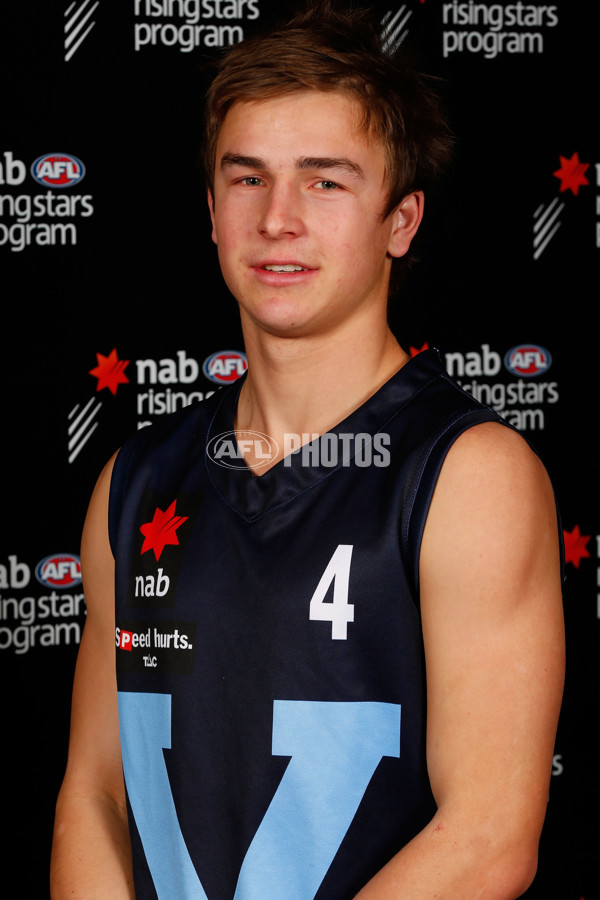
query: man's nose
[{"left": 257, "top": 182, "right": 305, "bottom": 239}]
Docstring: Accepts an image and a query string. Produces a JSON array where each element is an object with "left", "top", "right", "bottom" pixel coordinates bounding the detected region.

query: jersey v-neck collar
[{"left": 204, "top": 349, "right": 443, "bottom": 522}]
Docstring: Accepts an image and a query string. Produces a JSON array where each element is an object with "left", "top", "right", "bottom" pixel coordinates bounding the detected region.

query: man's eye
[
  {"left": 315, "top": 180, "right": 341, "bottom": 191},
  {"left": 240, "top": 176, "right": 263, "bottom": 186}
]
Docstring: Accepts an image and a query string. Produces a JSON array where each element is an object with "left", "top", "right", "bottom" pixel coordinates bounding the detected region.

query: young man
[{"left": 51, "top": 5, "right": 565, "bottom": 899}]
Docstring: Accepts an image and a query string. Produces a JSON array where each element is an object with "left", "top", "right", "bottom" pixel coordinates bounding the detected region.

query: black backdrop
[{"left": 1, "top": 1, "right": 598, "bottom": 897}]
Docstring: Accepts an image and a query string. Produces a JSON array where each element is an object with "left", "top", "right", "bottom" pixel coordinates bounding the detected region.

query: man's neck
[{"left": 234, "top": 317, "right": 409, "bottom": 466}]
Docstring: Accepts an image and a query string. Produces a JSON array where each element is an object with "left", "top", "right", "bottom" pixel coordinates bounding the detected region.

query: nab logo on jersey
[
  {"left": 504, "top": 344, "right": 552, "bottom": 378},
  {"left": 203, "top": 350, "right": 248, "bottom": 385},
  {"left": 30, "top": 153, "right": 85, "bottom": 188},
  {"left": 35, "top": 553, "right": 82, "bottom": 588}
]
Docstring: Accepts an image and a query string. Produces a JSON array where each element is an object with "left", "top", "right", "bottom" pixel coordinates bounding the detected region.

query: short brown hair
[{"left": 202, "top": 1, "right": 452, "bottom": 220}]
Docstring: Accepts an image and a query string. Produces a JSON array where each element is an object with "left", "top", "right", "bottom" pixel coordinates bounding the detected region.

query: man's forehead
[
  {"left": 215, "top": 91, "right": 383, "bottom": 167},
  {"left": 219, "top": 90, "right": 368, "bottom": 139},
  {"left": 225, "top": 88, "right": 361, "bottom": 113}
]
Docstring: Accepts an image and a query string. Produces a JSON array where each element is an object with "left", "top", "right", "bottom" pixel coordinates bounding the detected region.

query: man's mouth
[{"left": 261, "top": 264, "right": 308, "bottom": 273}]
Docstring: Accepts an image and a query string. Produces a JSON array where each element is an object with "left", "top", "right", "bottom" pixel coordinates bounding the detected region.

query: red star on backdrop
[
  {"left": 563, "top": 525, "right": 591, "bottom": 568},
  {"left": 553, "top": 152, "right": 590, "bottom": 196},
  {"left": 89, "top": 348, "right": 130, "bottom": 395},
  {"left": 409, "top": 343, "right": 429, "bottom": 357},
  {"left": 140, "top": 501, "right": 189, "bottom": 562}
]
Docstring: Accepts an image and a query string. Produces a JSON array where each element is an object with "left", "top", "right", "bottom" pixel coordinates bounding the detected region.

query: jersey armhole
[{"left": 108, "top": 428, "right": 157, "bottom": 558}]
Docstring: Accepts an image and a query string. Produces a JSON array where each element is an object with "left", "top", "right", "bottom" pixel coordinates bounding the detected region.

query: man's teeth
[{"left": 263, "top": 264, "right": 306, "bottom": 272}]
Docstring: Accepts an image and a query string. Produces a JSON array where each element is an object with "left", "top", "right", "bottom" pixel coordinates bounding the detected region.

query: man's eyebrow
[
  {"left": 219, "top": 152, "right": 365, "bottom": 179},
  {"left": 219, "top": 153, "right": 267, "bottom": 170},
  {"left": 297, "top": 156, "right": 365, "bottom": 179}
]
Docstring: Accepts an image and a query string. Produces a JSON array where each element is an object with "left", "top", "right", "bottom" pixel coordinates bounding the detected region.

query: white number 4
[{"left": 309, "top": 544, "right": 354, "bottom": 640}]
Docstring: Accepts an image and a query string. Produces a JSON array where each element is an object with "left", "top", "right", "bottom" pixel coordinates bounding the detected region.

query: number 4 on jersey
[{"left": 309, "top": 544, "right": 354, "bottom": 640}]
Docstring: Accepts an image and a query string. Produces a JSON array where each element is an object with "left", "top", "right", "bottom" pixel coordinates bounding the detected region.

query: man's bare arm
[
  {"left": 50, "top": 454, "right": 135, "bottom": 899},
  {"left": 355, "top": 423, "right": 565, "bottom": 899}
]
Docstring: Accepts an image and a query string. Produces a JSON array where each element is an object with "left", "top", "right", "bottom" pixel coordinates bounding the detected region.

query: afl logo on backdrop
[
  {"left": 203, "top": 350, "right": 248, "bottom": 385},
  {"left": 35, "top": 554, "right": 82, "bottom": 588},
  {"left": 504, "top": 344, "right": 552, "bottom": 378},
  {"left": 30, "top": 153, "right": 85, "bottom": 188}
]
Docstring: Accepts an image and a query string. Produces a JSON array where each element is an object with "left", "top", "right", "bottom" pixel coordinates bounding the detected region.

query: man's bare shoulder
[
  {"left": 421, "top": 418, "right": 561, "bottom": 621},
  {"left": 437, "top": 419, "right": 553, "bottom": 503}
]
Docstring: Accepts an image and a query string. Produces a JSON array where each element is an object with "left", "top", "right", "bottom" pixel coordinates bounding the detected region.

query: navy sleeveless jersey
[{"left": 109, "top": 349, "right": 506, "bottom": 900}]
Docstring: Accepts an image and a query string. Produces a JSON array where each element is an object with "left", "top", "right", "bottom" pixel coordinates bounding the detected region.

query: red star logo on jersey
[
  {"left": 553, "top": 152, "right": 590, "bottom": 196},
  {"left": 563, "top": 525, "right": 591, "bottom": 568},
  {"left": 89, "top": 348, "right": 130, "bottom": 395},
  {"left": 140, "top": 500, "right": 189, "bottom": 561}
]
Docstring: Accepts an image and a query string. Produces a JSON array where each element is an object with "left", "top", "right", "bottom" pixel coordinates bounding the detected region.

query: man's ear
[
  {"left": 387, "top": 190, "right": 424, "bottom": 259},
  {"left": 207, "top": 188, "right": 217, "bottom": 245}
]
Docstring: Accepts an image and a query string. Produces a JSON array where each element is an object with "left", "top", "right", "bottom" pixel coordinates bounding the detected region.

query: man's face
[{"left": 208, "top": 91, "right": 420, "bottom": 342}]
